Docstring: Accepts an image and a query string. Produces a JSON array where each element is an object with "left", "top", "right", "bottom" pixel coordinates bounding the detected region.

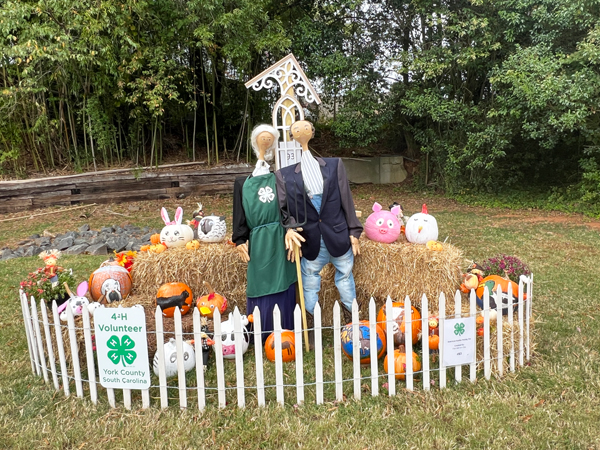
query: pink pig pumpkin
[{"left": 365, "top": 202, "right": 401, "bottom": 243}]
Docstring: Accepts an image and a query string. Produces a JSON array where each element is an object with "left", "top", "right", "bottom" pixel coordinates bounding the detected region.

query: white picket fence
[{"left": 19, "top": 275, "right": 533, "bottom": 410}]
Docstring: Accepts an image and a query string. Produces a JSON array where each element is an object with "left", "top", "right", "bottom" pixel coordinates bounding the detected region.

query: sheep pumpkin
[
  {"left": 196, "top": 281, "right": 227, "bottom": 318},
  {"left": 156, "top": 282, "right": 193, "bottom": 318},
  {"left": 383, "top": 347, "right": 422, "bottom": 380}
]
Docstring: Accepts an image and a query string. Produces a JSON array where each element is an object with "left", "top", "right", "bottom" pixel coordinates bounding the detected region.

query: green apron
[{"left": 242, "top": 173, "right": 297, "bottom": 298}]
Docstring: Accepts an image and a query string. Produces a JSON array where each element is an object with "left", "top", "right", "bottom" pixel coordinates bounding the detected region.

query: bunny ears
[
  {"left": 372, "top": 202, "right": 401, "bottom": 216},
  {"left": 161, "top": 207, "right": 183, "bottom": 226}
]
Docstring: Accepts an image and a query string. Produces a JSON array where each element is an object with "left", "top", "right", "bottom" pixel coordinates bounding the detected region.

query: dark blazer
[{"left": 275, "top": 156, "right": 363, "bottom": 261}]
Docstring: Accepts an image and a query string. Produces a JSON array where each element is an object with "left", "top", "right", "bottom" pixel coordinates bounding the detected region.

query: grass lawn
[{"left": 1, "top": 185, "right": 600, "bottom": 449}]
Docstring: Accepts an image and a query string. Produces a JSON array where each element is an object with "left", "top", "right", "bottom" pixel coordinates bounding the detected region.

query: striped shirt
[{"left": 301, "top": 150, "right": 323, "bottom": 196}]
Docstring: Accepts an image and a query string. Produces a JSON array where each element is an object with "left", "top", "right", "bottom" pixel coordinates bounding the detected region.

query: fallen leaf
[
  {"left": 522, "top": 414, "right": 533, "bottom": 422},
  {"left": 534, "top": 399, "right": 545, "bottom": 407}
]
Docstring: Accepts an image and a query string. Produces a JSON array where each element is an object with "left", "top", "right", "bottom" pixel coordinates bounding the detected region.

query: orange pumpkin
[
  {"left": 88, "top": 265, "right": 132, "bottom": 302},
  {"left": 150, "top": 233, "right": 161, "bottom": 244},
  {"left": 150, "top": 243, "right": 167, "bottom": 254},
  {"left": 428, "top": 334, "right": 440, "bottom": 350},
  {"left": 377, "top": 301, "right": 422, "bottom": 346},
  {"left": 196, "top": 281, "right": 227, "bottom": 318},
  {"left": 264, "top": 330, "right": 296, "bottom": 362},
  {"left": 383, "top": 347, "right": 422, "bottom": 380},
  {"left": 156, "top": 282, "right": 193, "bottom": 318},
  {"left": 140, "top": 245, "right": 151, "bottom": 252},
  {"left": 186, "top": 240, "right": 200, "bottom": 250}
]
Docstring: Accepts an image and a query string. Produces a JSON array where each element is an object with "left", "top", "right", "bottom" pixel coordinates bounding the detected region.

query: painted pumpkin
[
  {"left": 156, "top": 282, "right": 193, "bottom": 318},
  {"left": 196, "top": 281, "right": 227, "bottom": 318},
  {"left": 376, "top": 299, "right": 422, "bottom": 346},
  {"left": 340, "top": 320, "right": 386, "bottom": 364},
  {"left": 88, "top": 265, "right": 132, "bottom": 302},
  {"left": 215, "top": 313, "right": 251, "bottom": 359},
  {"left": 365, "top": 202, "right": 402, "bottom": 244},
  {"left": 152, "top": 338, "right": 196, "bottom": 378},
  {"left": 384, "top": 348, "right": 422, "bottom": 380},
  {"left": 186, "top": 240, "right": 200, "bottom": 250},
  {"left": 264, "top": 330, "right": 296, "bottom": 362},
  {"left": 426, "top": 240, "right": 443, "bottom": 251},
  {"left": 474, "top": 275, "right": 525, "bottom": 314},
  {"left": 160, "top": 207, "right": 194, "bottom": 248},
  {"left": 197, "top": 215, "right": 227, "bottom": 243},
  {"left": 150, "top": 233, "right": 161, "bottom": 245},
  {"left": 405, "top": 204, "right": 438, "bottom": 244}
]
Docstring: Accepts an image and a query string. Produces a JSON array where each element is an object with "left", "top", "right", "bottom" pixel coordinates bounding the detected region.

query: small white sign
[
  {"left": 442, "top": 317, "right": 476, "bottom": 367},
  {"left": 94, "top": 306, "right": 151, "bottom": 389}
]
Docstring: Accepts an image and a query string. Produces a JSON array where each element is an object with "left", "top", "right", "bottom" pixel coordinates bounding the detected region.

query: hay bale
[{"left": 132, "top": 238, "right": 463, "bottom": 326}]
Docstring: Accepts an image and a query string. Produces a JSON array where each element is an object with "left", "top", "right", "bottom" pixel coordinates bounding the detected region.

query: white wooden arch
[{"left": 245, "top": 54, "right": 321, "bottom": 169}]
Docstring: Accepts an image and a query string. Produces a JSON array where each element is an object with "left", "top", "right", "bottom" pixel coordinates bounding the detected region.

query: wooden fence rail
[
  {"left": 20, "top": 275, "right": 533, "bottom": 410},
  {"left": 0, "top": 162, "right": 253, "bottom": 213}
]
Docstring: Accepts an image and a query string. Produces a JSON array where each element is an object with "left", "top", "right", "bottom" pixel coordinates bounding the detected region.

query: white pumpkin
[
  {"left": 197, "top": 215, "right": 227, "bottom": 243},
  {"left": 405, "top": 204, "right": 438, "bottom": 244},
  {"left": 215, "top": 313, "right": 250, "bottom": 359},
  {"left": 160, "top": 207, "right": 194, "bottom": 248},
  {"left": 153, "top": 338, "right": 196, "bottom": 378}
]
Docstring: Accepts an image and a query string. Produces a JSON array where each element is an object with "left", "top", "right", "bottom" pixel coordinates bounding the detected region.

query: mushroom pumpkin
[{"left": 196, "top": 281, "right": 227, "bottom": 318}]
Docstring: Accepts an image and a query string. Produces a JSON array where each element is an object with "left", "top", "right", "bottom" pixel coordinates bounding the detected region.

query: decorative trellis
[
  {"left": 245, "top": 54, "right": 322, "bottom": 170},
  {"left": 19, "top": 275, "right": 533, "bottom": 410}
]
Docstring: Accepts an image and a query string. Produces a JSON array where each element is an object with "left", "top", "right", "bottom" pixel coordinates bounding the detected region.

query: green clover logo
[
  {"left": 454, "top": 323, "right": 466, "bottom": 336},
  {"left": 107, "top": 334, "right": 137, "bottom": 367}
]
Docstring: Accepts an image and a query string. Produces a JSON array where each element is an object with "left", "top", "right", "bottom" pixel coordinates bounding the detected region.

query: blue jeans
[{"left": 301, "top": 193, "right": 356, "bottom": 314}]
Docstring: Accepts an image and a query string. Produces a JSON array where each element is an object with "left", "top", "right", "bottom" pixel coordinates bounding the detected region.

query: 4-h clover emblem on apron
[{"left": 258, "top": 186, "right": 275, "bottom": 203}]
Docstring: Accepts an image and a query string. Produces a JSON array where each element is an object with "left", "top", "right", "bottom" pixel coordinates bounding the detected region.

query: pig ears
[
  {"left": 174, "top": 207, "right": 183, "bottom": 225},
  {"left": 391, "top": 205, "right": 401, "bottom": 216},
  {"left": 161, "top": 207, "right": 170, "bottom": 225},
  {"left": 422, "top": 204, "right": 428, "bottom": 214},
  {"left": 372, "top": 202, "right": 382, "bottom": 213},
  {"left": 76, "top": 281, "right": 89, "bottom": 297}
]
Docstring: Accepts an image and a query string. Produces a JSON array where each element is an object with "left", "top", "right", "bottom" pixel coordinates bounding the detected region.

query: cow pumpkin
[
  {"left": 264, "top": 330, "right": 296, "bottom": 362},
  {"left": 156, "top": 282, "right": 193, "bottom": 318}
]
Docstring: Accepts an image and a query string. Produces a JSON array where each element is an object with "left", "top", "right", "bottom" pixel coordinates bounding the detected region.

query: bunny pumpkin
[{"left": 160, "top": 207, "right": 194, "bottom": 248}]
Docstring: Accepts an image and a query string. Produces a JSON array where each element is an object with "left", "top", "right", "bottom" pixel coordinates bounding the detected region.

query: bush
[{"left": 480, "top": 254, "right": 531, "bottom": 283}]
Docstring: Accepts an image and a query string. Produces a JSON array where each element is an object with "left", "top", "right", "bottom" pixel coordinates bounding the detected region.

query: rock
[
  {"left": 106, "top": 236, "right": 128, "bottom": 252},
  {"left": 101, "top": 226, "right": 114, "bottom": 233},
  {"left": 74, "top": 238, "right": 89, "bottom": 246},
  {"left": 64, "top": 244, "right": 89, "bottom": 255},
  {"left": 16, "top": 239, "right": 32, "bottom": 246},
  {"left": 28, "top": 234, "right": 40, "bottom": 239},
  {"left": 54, "top": 237, "right": 74, "bottom": 250},
  {"left": 1, "top": 249, "right": 13, "bottom": 260},
  {"left": 80, "top": 230, "right": 94, "bottom": 238},
  {"left": 35, "top": 237, "right": 52, "bottom": 247},
  {"left": 2, "top": 254, "right": 18, "bottom": 261},
  {"left": 142, "top": 227, "right": 150, "bottom": 233},
  {"left": 79, "top": 224, "right": 90, "bottom": 232},
  {"left": 22, "top": 246, "right": 43, "bottom": 257},
  {"left": 114, "top": 226, "right": 124, "bottom": 234},
  {"left": 124, "top": 225, "right": 141, "bottom": 233},
  {"left": 65, "top": 231, "right": 79, "bottom": 238},
  {"left": 89, "top": 236, "right": 105, "bottom": 246},
  {"left": 131, "top": 243, "right": 143, "bottom": 252},
  {"left": 87, "top": 243, "right": 108, "bottom": 256},
  {"left": 141, "top": 233, "right": 154, "bottom": 242},
  {"left": 42, "top": 230, "right": 56, "bottom": 238},
  {"left": 125, "top": 240, "right": 142, "bottom": 251}
]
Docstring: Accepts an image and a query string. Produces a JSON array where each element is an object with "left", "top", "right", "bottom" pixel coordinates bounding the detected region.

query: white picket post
[
  {"left": 385, "top": 296, "right": 396, "bottom": 396},
  {"left": 51, "top": 301, "right": 70, "bottom": 396},
  {"left": 469, "top": 290, "right": 476, "bottom": 383},
  {"left": 154, "top": 306, "right": 168, "bottom": 409},
  {"left": 518, "top": 279, "right": 524, "bottom": 367},
  {"left": 333, "top": 302, "right": 343, "bottom": 401},
  {"left": 81, "top": 305, "right": 97, "bottom": 404},
  {"left": 368, "top": 298, "right": 378, "bottom": 397},
  {"left": 24, "top": 296, "right": 41, "bottom": 376},
  {"left": 314, "top": 303, "right": 324, "bottom": 405},
  {"left": 174, "top": 307, "right": 187, "bottom": 409},
  {"left": 483, "top": 287, "right": 491, "bottom": 380},
  {"left": 508, "top": 285, "right": 515, "bottom": 373},
  {"left": 19, "top": 292, "right": 36, "bottom": 374},
  {"left": 252, "top": 306, "right": 265, "bottom": 407},
  {"left": 123, "top": 389, "right": 131, "bottom": 410},
  {"left": 213, "top": 309, "right": 226, "bottom": 409},
  {"left": 294, "top": 305, "right": 304, "bottom": 405},
  {"left": 405, "top": 296, "right": 414, "bottom": 391},
  {"left": 142, "top": 389, "right": 150, "bottom": 409},
  {"left": 525, "top": 275, "right": 532, "bottom": 361},
  {"left": 193, "top": 309, "right": 206, "bottom": 411},
  {"left": 31, "top": 298, "right": 49, "bottom": 383},
  {"left": 438, "top": 292, "right": 446, "bottom": 389},
  {"left": 454, "top": 291, "right": 462, "bottom": 383},
  {"left": 233, "top": 307, "right": 246, "bottom": 408},
  {"left": 421, "top": 294, "right": 430, "bottom": 391},
  {"left": 351, "top": 299, "right": 361, "bottom": 400},
  {"left": 66, "top": 303, "right": 83, "bottom": 397},
  {"left": 107, "top": 387, "right": 116, "bottom": 408},
  {"left": 40, "top": 301, "right": 59, "bottom": 391},
  {"left": 496, "top": 285, "right": 504, "bottom": 378},
  {"left": 274, "top": 306, "right": 284, "bottom": 406}
]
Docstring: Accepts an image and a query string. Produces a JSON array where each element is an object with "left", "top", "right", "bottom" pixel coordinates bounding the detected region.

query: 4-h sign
[
  {"left": 443, "top": 317, "right": 476, "bottom": 367},
  {"left": 94, "top": 307, "right": 150, "bottom": 389}
]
